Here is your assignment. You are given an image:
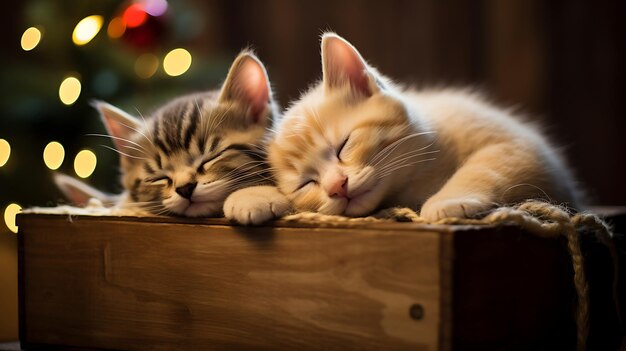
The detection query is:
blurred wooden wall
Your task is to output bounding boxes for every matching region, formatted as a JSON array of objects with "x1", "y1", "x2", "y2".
[{"x1": 196, "y1": 0, "x2": 624, "y2": 205}]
